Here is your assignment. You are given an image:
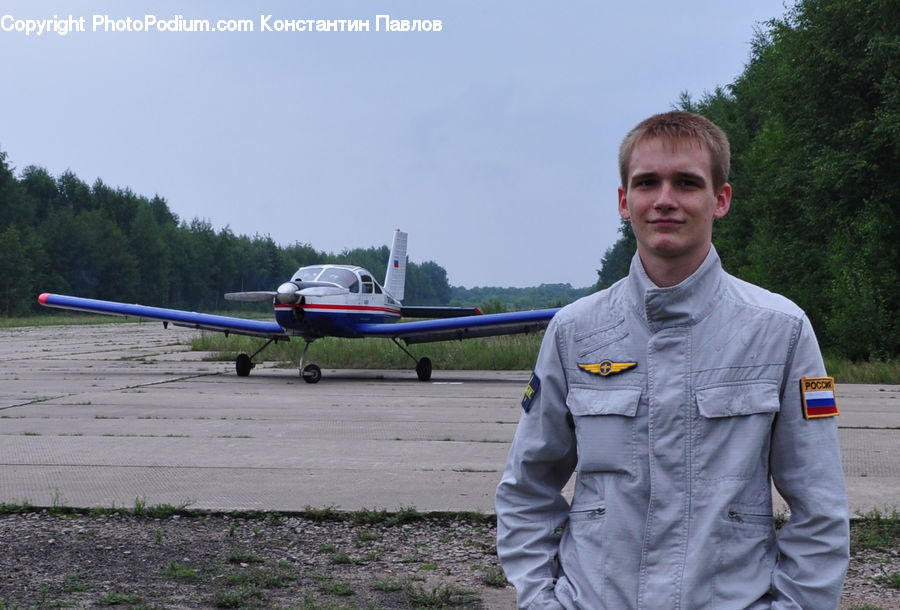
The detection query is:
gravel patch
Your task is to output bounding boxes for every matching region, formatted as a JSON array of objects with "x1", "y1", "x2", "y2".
[{"x1": 0, "y1": 511, "x2": 896, "y2": 609}]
